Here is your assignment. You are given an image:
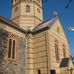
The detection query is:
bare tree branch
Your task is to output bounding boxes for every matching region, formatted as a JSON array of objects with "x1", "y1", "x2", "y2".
[{"x1": 66, "y1": 0, "x2": 72, "y2": 8}]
